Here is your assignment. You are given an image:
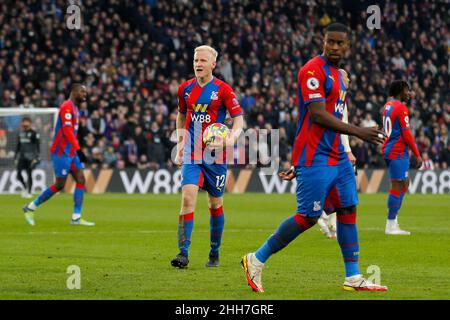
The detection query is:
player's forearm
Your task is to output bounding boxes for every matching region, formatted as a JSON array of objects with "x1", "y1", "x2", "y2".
[
  {"x1": 62, "y1": 126, "x2": 81, "y2": 150},
  {"x1": 176, "y1": 112, "x2": 187, "y2": 146},
  {"x1": 15, "y1": 141, "x2": 20, "y2": 156},
  {"x1": 35, "y1": 137, "x2": 40, "y2": 154},
  {"x1": 230, "y1": 115, "x2": 244, "y2": 143},
  {"x1": 309, "y1": 105, "x2": 360, "y2": 137},
  {"x1": 402, "y1": 129, "x2": 420, "y2": 158}
]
